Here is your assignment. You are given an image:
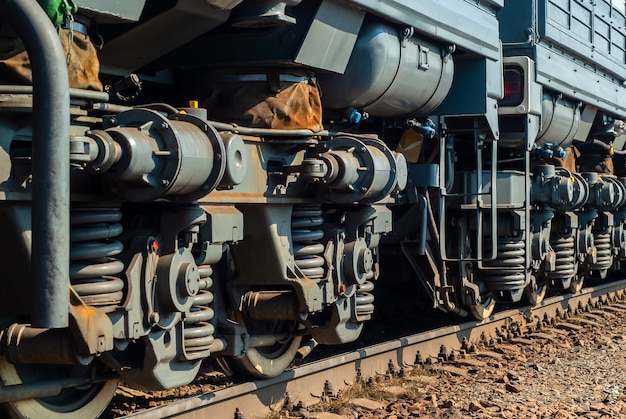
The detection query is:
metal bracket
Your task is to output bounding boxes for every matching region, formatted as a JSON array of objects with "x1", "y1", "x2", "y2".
[
  {"x1": 418, "y1": 45, "x2": 430, "y2": 71},
  {"x1": 400, "y1": 26, "x2": 414, "y2": 48},
  {"x1": 443, "y1": 44, "x2": 456, "y2": 63}
]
